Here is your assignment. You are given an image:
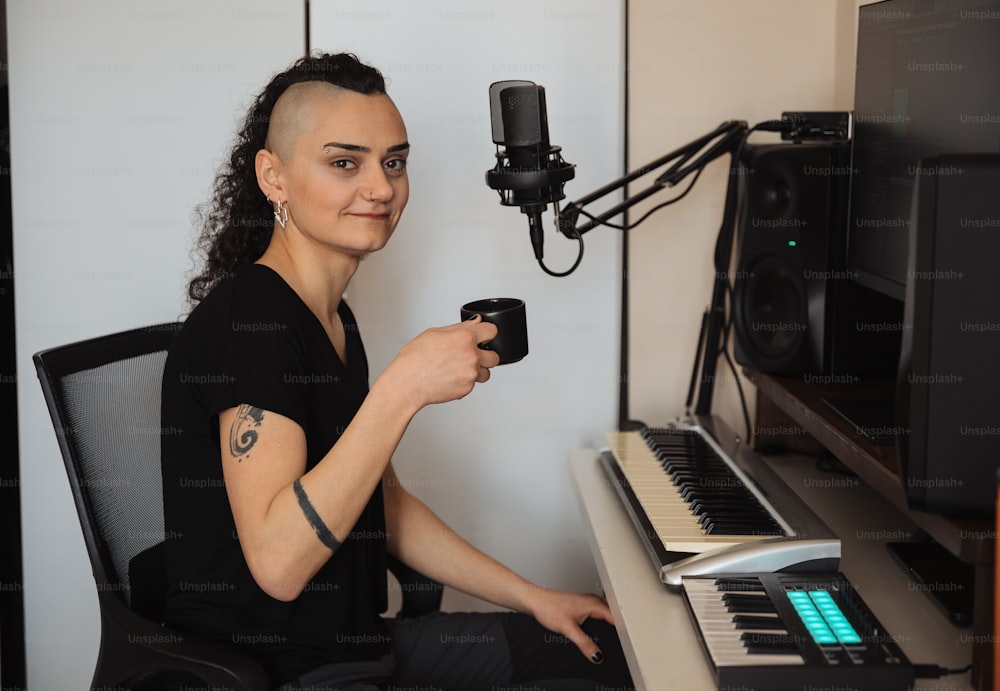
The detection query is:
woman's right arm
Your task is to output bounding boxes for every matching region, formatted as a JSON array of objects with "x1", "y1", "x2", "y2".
[{"x1": 219, "y1": 317, "x2": 498, "y2": 602}]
